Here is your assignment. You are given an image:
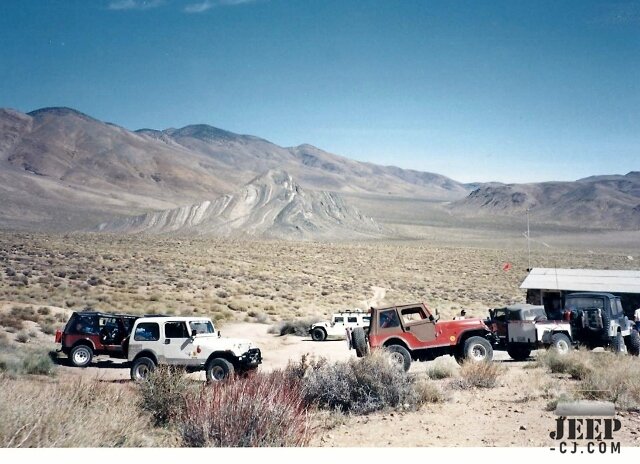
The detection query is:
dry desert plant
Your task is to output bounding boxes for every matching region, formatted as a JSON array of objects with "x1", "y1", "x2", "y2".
[
  {"x1": 179, "y1": 371, "x2": 309, "y2": 447},
  {"x1": 0, "y1": 376, "x2": 175, "y2": 447},
  {"x1": 453, "y1": 360, "x2": 503, "y2": 389}
]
